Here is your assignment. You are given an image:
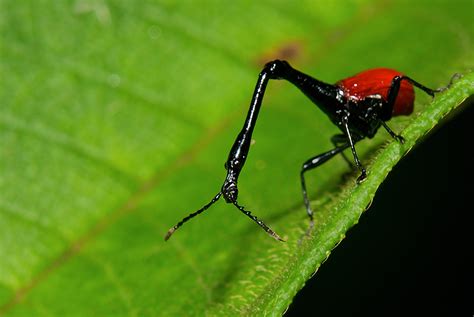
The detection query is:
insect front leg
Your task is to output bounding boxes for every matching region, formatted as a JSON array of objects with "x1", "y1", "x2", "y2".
[
  {"x1": 300, "y1": 144, "x2": 351, "y2": 228},
  {"x1": 341, "y1": 115, "x2": 366, "y2": 183},
  {"x1": 331, "y1": 134, "x2": 355, "y2": 169}
]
